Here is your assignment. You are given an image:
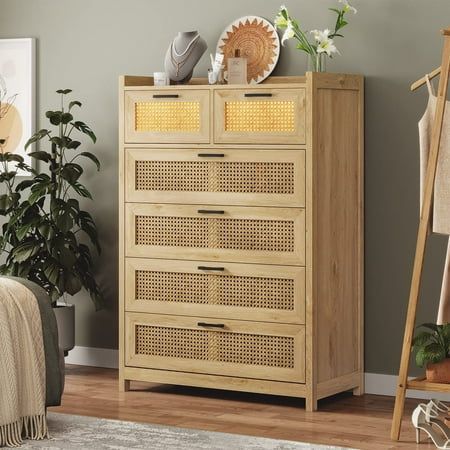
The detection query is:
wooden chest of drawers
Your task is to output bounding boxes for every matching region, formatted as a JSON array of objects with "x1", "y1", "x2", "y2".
[{"x1": 118, "y1": 74, "x2": 364, "y2": 410}]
